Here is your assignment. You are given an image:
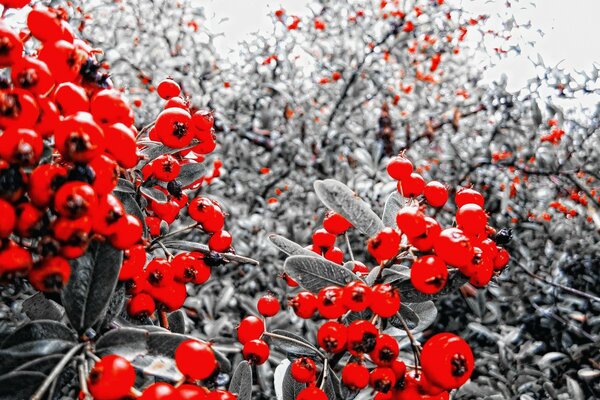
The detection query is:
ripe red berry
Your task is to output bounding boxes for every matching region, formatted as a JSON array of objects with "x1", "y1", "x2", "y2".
[
  {"x1": 493, "y1": 248, "x2": 509, "y2": 270},
  {"x1": 351, "y1": 260, "x2": 370, "y2": 276},
  {"x1": 434, "y1": 228, "x2": 474, "y2": 268},
  {"x1": 177, "y1": 384, "x2": 208, "y2": 399},
  {"x1": 410, "y1": 216, "x2": 441, "y2": 252},
  {"x1": 397, "y1": 173, "x2": 425, "y2": 197},
  {"x1": 11, "y1": 57, "x2": 54, "y2": 95},
  {"x1": 110, "y1": 214, "x2": 143, "y2": 250},
  {"x1": 54, "y1": 112, "x2": 105, "y2": 162},
  {"x1": 139, "y1": 382, "x2": 177, "y2": 400},
  {"x1": 396, "y1": 207, "x2": 427, "y2": 238},
  {"x1": 152, "y1": 154, "x2": 181, "y2": 182},
  {"x1": 257, "y1": 294, "x2": 280, "y2": 317},
  {"x1": 317, "y1": 286, "x2": 347, "y2": 319},
  {"x1": 290, "y1": 357, "x2": 317, "y2": 383},
  {"x1": 0, "y1": 199, "x2": 16, "y2": 238},
  {"x1": 157, "y1": 78, "x2": 181, "y2": 100},
  {"x1": 28, "y1": 164, "x2": 67, "y2": 208},
  {"x1": 0, "y1": 241, "x2": 33, "y2": 277},
  {"x1": 421, "y1": 333, "x2": 474, "y2": 390},
  {"x1": 410, "y1": 255, "x2": 448, "y2": 294},
  {"x1": 387, "y1": 155, "x2": 413, "y2": 180},
  {"x1": 455, "y1": 187, "x2": 484, "y2": 208},
  {"x1": 456, "y1": 204, "x2": 487, "y2": 235},
  {"x1": 367, "y1": 227, "x2": 401, "y2": 263},
  {"x1": 208, "y1": 230, "x2": 232, "y2": 252},
  {"x1": 53, "y1": 82, "x2": 89, "y2": 116},
  {"x1": 0, "y1": 24, "x2": 23, "y2": 67},
  {"x1": 424, "y1": 181, "x2": 449, "y2": 208},
  {"x1": 242, "y1": 339, "x2": 270, "y2": 365},
  {"x1": 175, "y1": 339, "x2": 217, "y2": 380},
  {"x1": 289, "y1": 291, "x2": 318, "y2": 319},
  {"x1": 323, "y1": 211, "x2": 352, "y2": 235},
  {"x1": 88, "y1": 355, "x2": 135, "y2": 400},
  {"x1": 28, "y1": 256, "x2": 71, "y2": 293},
  {"x1": 370, "y1": 334, "x2": 399, "y2": 367},
  {"x1": 206, "y1": 390, "x2": 237, "y2": 400},
  {"x1": 317, "y1": 321, "x2": 347, "y2": 353},
  {"x1": 90, "y1": 89, "x2": 134, "y2": 126},
  {"x1": 127, "y1": 293, "x2": 156, "y2": 318},
  {"x1": 347, "y1": 320, "x2": 378, "y2": 356},
  {"x1": 54, "y1": 181, "x2": 98, "y2": 219},
  {"x1": 342, "y1": 281, "x2": 372, "y2": 312},
  {"x1": 297, "y1": 387, "x2": 328, "y2": 400},
  {"x1": 89, "y1": 154, "x2": 119, "y2": 196},
  {"x1": 155, "y1": 107, "x2": 194, "y2": 149},
  {"x1": 342, "y1": 362, "x2": 370, "y2": 390},
  {"x1": 172, "y1": 252, "x2": 211, "y2": 284},
  {"x1": 323, "y1": 246, "x2": 344, "y2": 264},
  {"x1": 93, "y1": 194, "x2": 125, "y2": 236},
  {"x1": 237, "y1": 316, "x2": 265, "y2": 344},
  {"x1": 312, "y1": 228, "x2": 336, "y2": 249},
  {"x1": 370, "y1": 284, "x2": 401, "y2": 318},
  {"x1": 461, "y1": 247, "x2": 494, "y2": 287},
  {"x1": 369, "y1": 367, "x2": 396, "y2": 393}
]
